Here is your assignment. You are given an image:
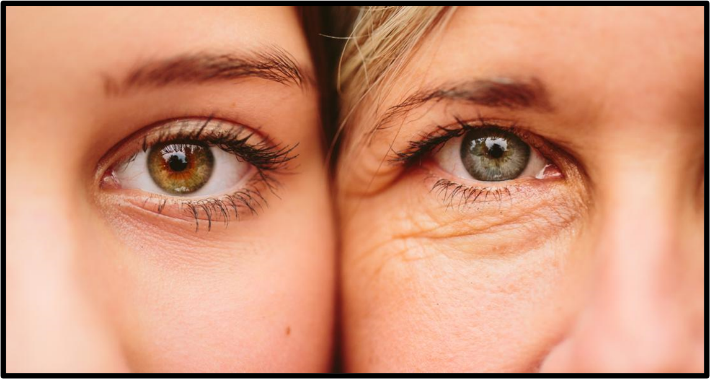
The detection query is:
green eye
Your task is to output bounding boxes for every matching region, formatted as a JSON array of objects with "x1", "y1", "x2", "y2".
[
  {"x1": 459, "y1": 127, "x2": 531, "y2": 181},
  {"x1": 147, "y1": 141, "x2": 214, "y2": 195}
]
